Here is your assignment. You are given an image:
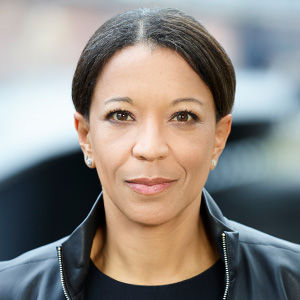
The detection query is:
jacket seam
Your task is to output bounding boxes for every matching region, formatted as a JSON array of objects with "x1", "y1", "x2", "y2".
[
  {"x1": 0, "y1": 256, "x2": 57, "y2": 273},
  {"x1": 239, "y1": 241, "x2": 300, "y2": 254}
]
